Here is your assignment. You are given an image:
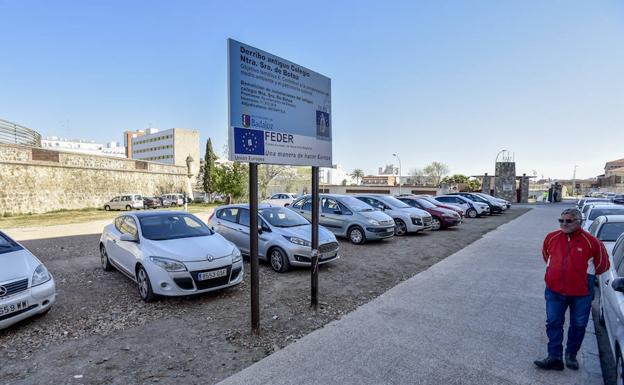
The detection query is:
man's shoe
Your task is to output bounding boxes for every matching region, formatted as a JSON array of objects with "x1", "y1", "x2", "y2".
[
  {"x1": 565, "y1": 354, "x2": 579, "y2": 370},
  {"x1": 534, "y1": 357, "x2": 564, "y2": 371}
]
